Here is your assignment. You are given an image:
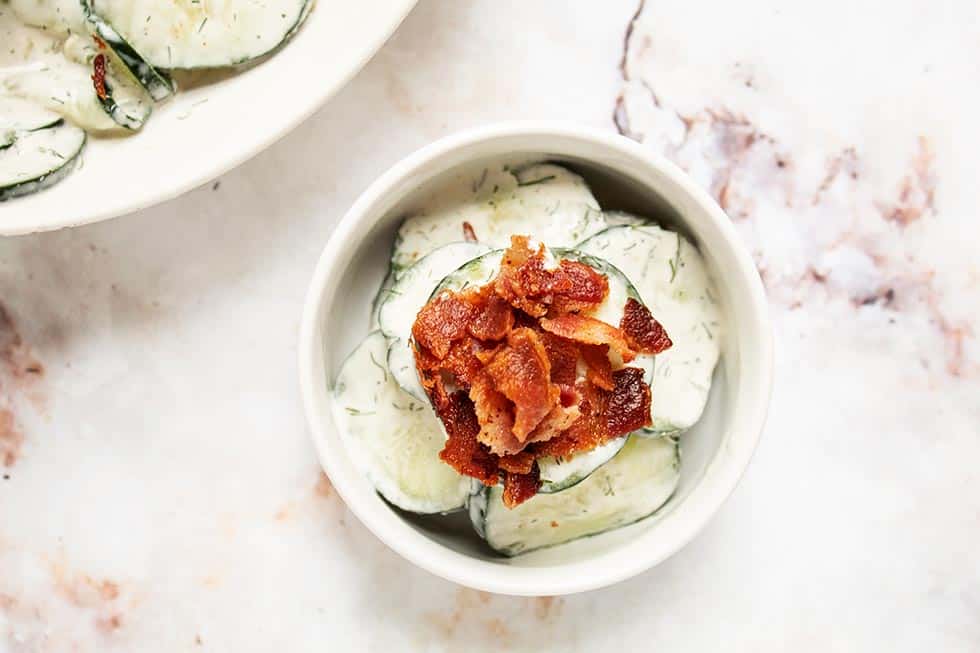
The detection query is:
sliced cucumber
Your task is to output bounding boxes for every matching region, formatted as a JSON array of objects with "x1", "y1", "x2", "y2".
[
  {"x1": 0, "y1": 120, "x2": 85, "y2": 201},
  {"x1": 369, "y1": 268, "x2": 396, "y2": 330},
  {"x1": 4, "y1": 63, "x2": 117, "y2": 132},
  {"x1": 470, "y1": 436, "x2": 679, "y2": 556},
  {"x1": 64, "y1": 34, "x2": 153, "y2": 131},
  {"x1": 578, "y1": 225, "x2": 723, "y2": 435},
  {"x1": 84, "y1": 0, "x2": 311, "y2": 69},
  {"x1": 81, "y1": 3, "x2": 176, "y2": 101},
  {"x1": 391, "y1": 163, "x2": 604, "y2": 271},
  {"x1": 0, "y1": 97, "x2": 63, "y2": 133},
  {"x1": 331, "y1": 332, "x2": 471, "y2": 514},
  {"x1": 5, "y1": 44, "x2": 152, "y2": 132},
  {"x1": 537, "y1": 436, "x2": 628, "y2": 494},
  {"x1": 378, "y1": 242, "x2": 491, "y2": 400}
]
